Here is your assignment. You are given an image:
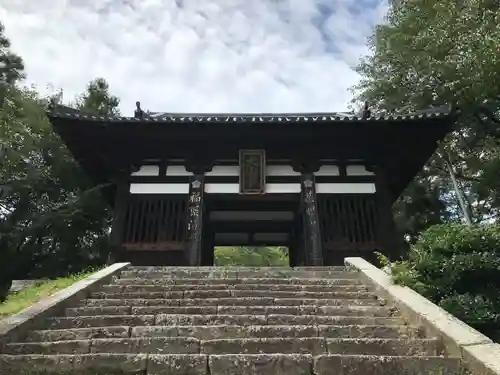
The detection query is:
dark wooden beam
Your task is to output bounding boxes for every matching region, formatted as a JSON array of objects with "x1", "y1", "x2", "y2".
[
  {"x1": 209, "y1": 221, "x2": 292, "y2": 233},
  {"x1": 300, "y1": 173, "x2": 324, "y2": 266},
  {"x1": 108, "y1": 169, "x2": 130, "y2": 264},
  {"x1": 128, "y1": 175, "x2": 375, "y2": 184},
  {"x1": 53, "y1": 115, "x2": 452, "y2": 204},
  {"x1": 185, "y1": 174, "x2": 205, "y2": 266},
  {"x1": 214, "y1": 240, "x2": 291, "y2": 246},
  {"x1": 205, "y1": 199, "x2": 298, "y2": 211},
  {"x1": 201, "y1": 222, "x2": 215, "y2": 266},
  {"x1": 373, "y1": 166, "x2": 402, "y2": 260}
]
